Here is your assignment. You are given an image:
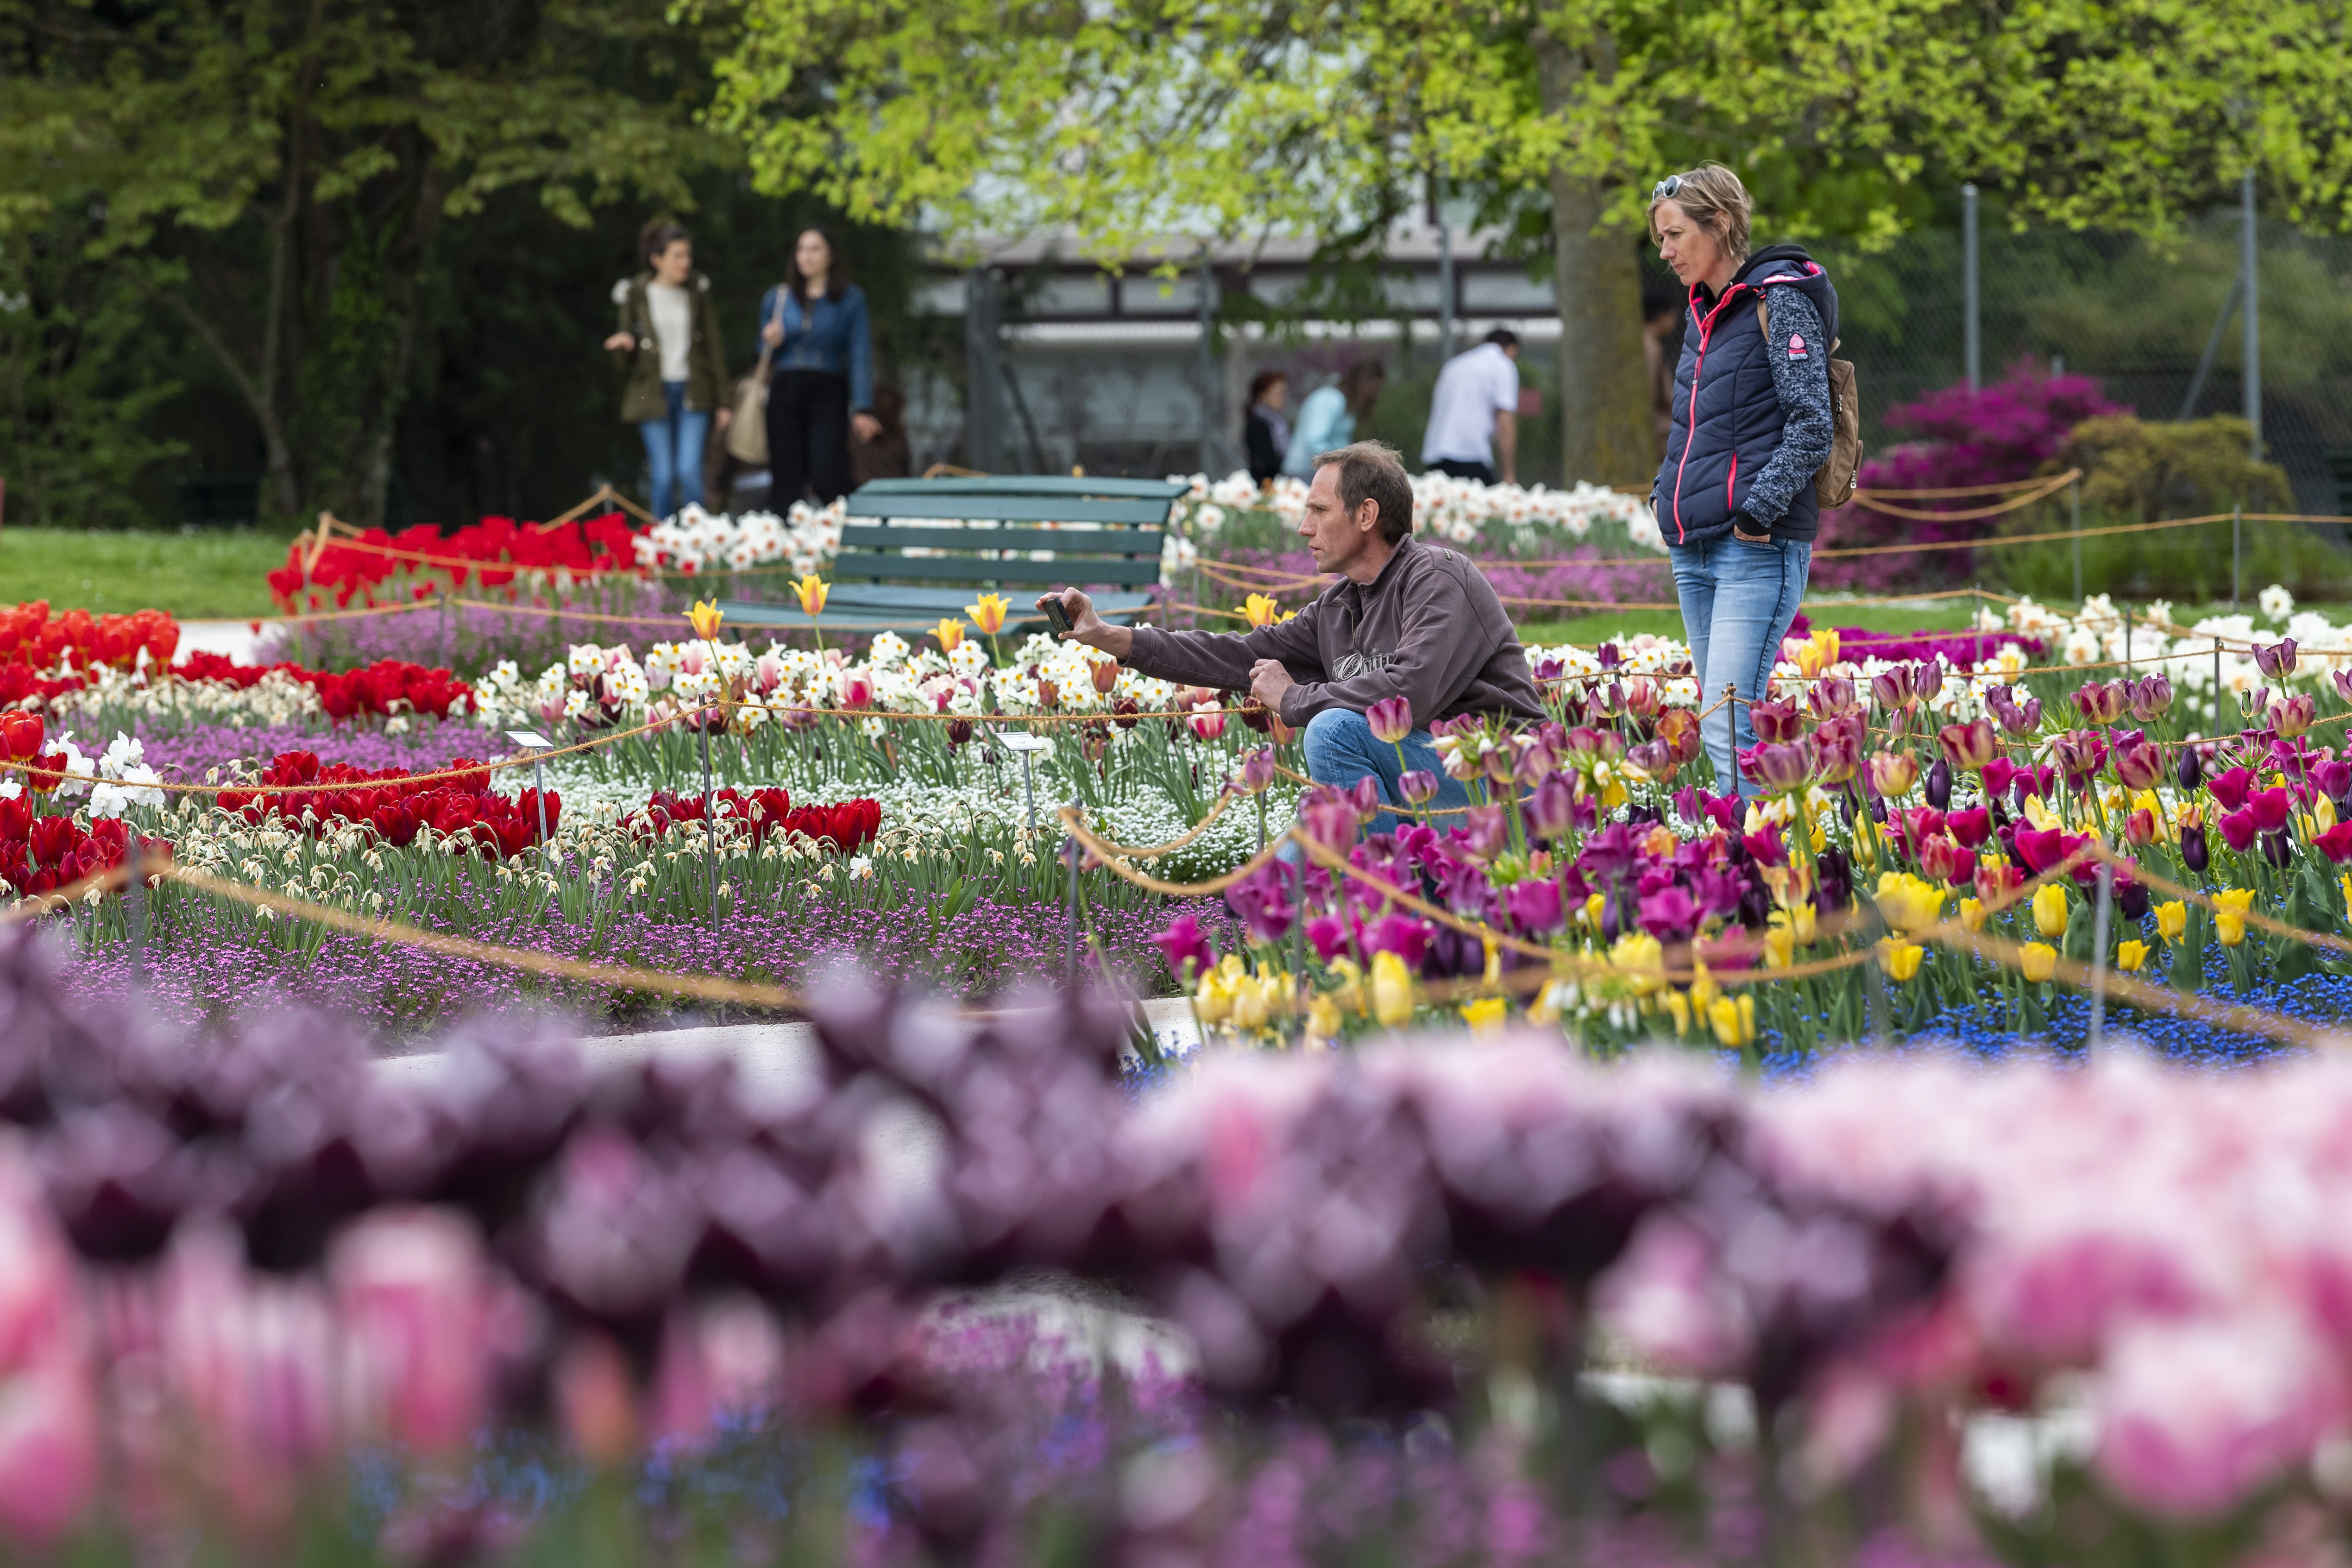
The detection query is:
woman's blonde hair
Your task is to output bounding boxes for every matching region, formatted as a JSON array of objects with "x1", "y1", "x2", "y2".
[{"x1": 1646, "y1": 164, "x2": 1752, "y2": 264}]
